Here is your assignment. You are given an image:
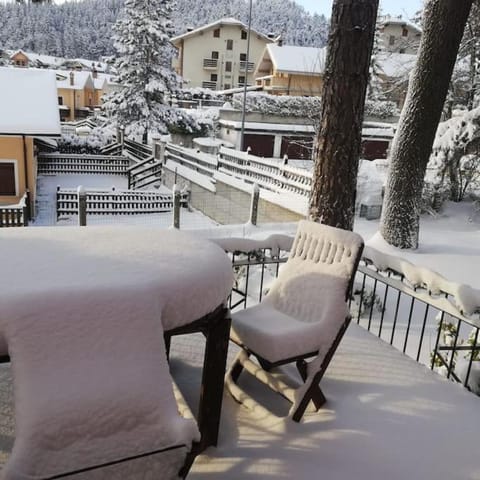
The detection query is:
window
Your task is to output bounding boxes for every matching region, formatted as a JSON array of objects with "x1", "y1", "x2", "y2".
[
  {"x1": 239, "y1": 53, "x2": 247, "y2": 61},
  {"x1": 225, "y1": 61, "x2": 232, "y2": 72},
  {"x1": 213, "y1": 28, "x2": 220, "y2": 38},
  {"x1": 241, "y1": 30, "x2": 248, "y2": 40},
  {"x1": 226, "y1": 39, "x2": 233, "y2": 50},
  {"x1": 402, "y1": 27, "x2": 408, "y2": 37},
  {"x1": 58, "y1": 96, "x2": 63, "y2": 105},
  {"x1": 0, "y1": 162, "x2": 16, "y2": 196},
  {"x1": 211, "y1": 51, "x2": 219, "y2": 59},
  {"x1": 389, "y1": 35, "x2": 395, "y2": 46},
  {"x1": 238, "y1": 75, "x2": 245, "y2": 84},
  {"x1": 224, "y1": 84, "x2": 231, "y2": 90},
  {"x1": 210, "y1": 73, "x2": 218, "y2": 81}
]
